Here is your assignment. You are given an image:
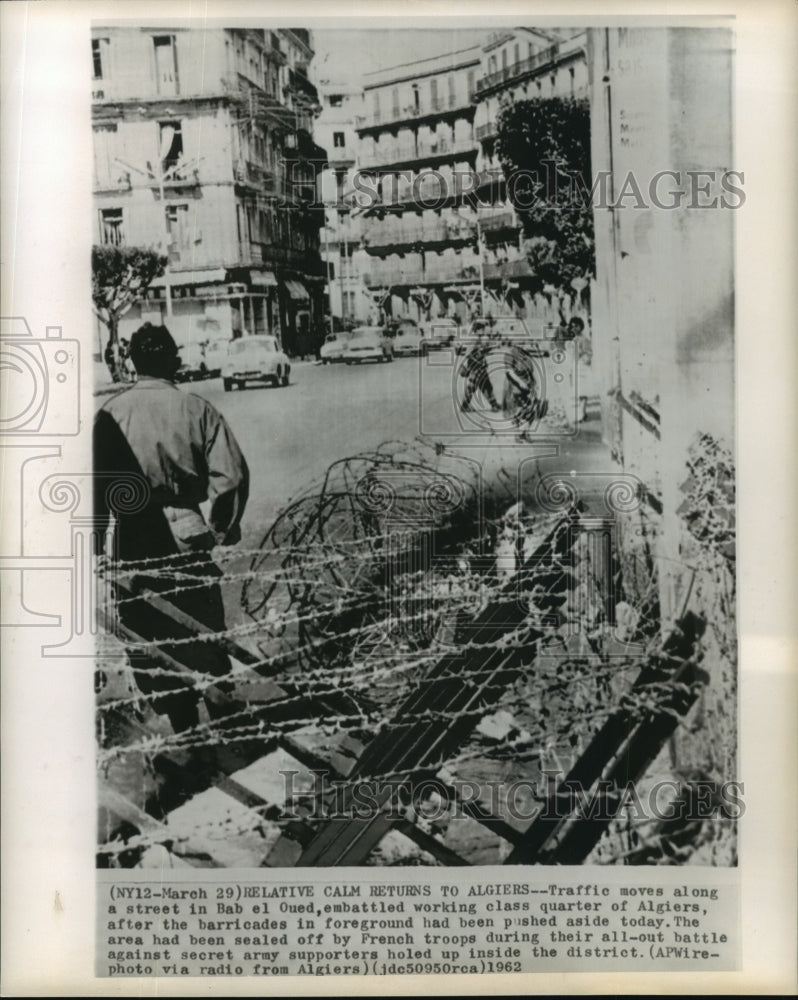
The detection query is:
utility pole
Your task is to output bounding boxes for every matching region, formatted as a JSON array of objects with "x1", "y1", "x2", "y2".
[{"x1": 116, "y1": 150, "x2": 203, "y2": 321}]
